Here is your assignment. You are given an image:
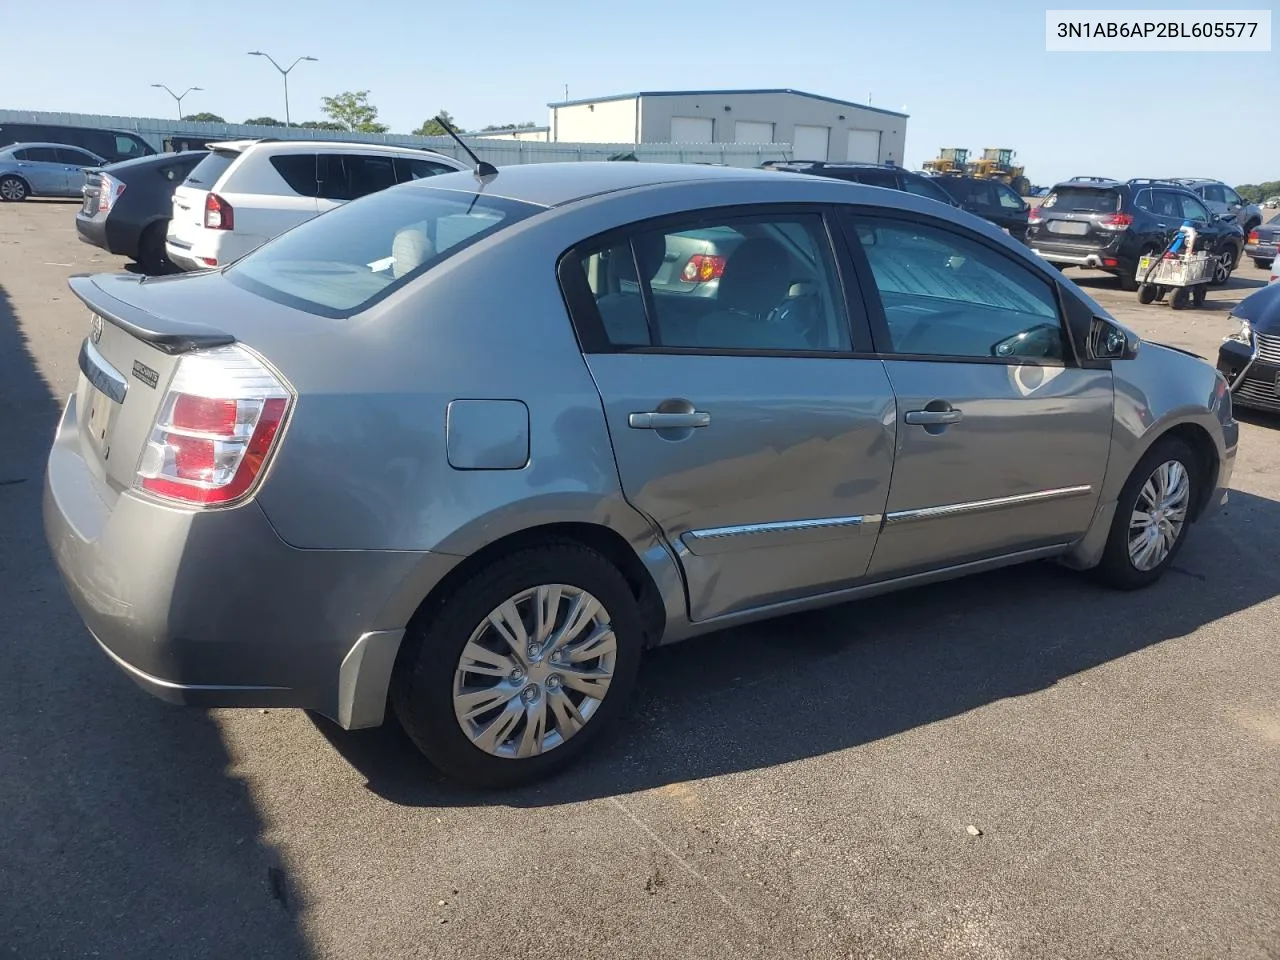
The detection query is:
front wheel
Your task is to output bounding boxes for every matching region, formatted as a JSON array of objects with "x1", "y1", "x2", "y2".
[
  {"x1": 1094, "y1": 436, "x2": 1200, "y2": 590},
  {"x1": 1137, "y1": 283, "x2": 1157, "y2": 304},
  {"x1": 391, "y1": 543, "x2": 644, "y2": 788},
  {"x1": 0, "y1": 175, "x2": 28, "y2": 202}
]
